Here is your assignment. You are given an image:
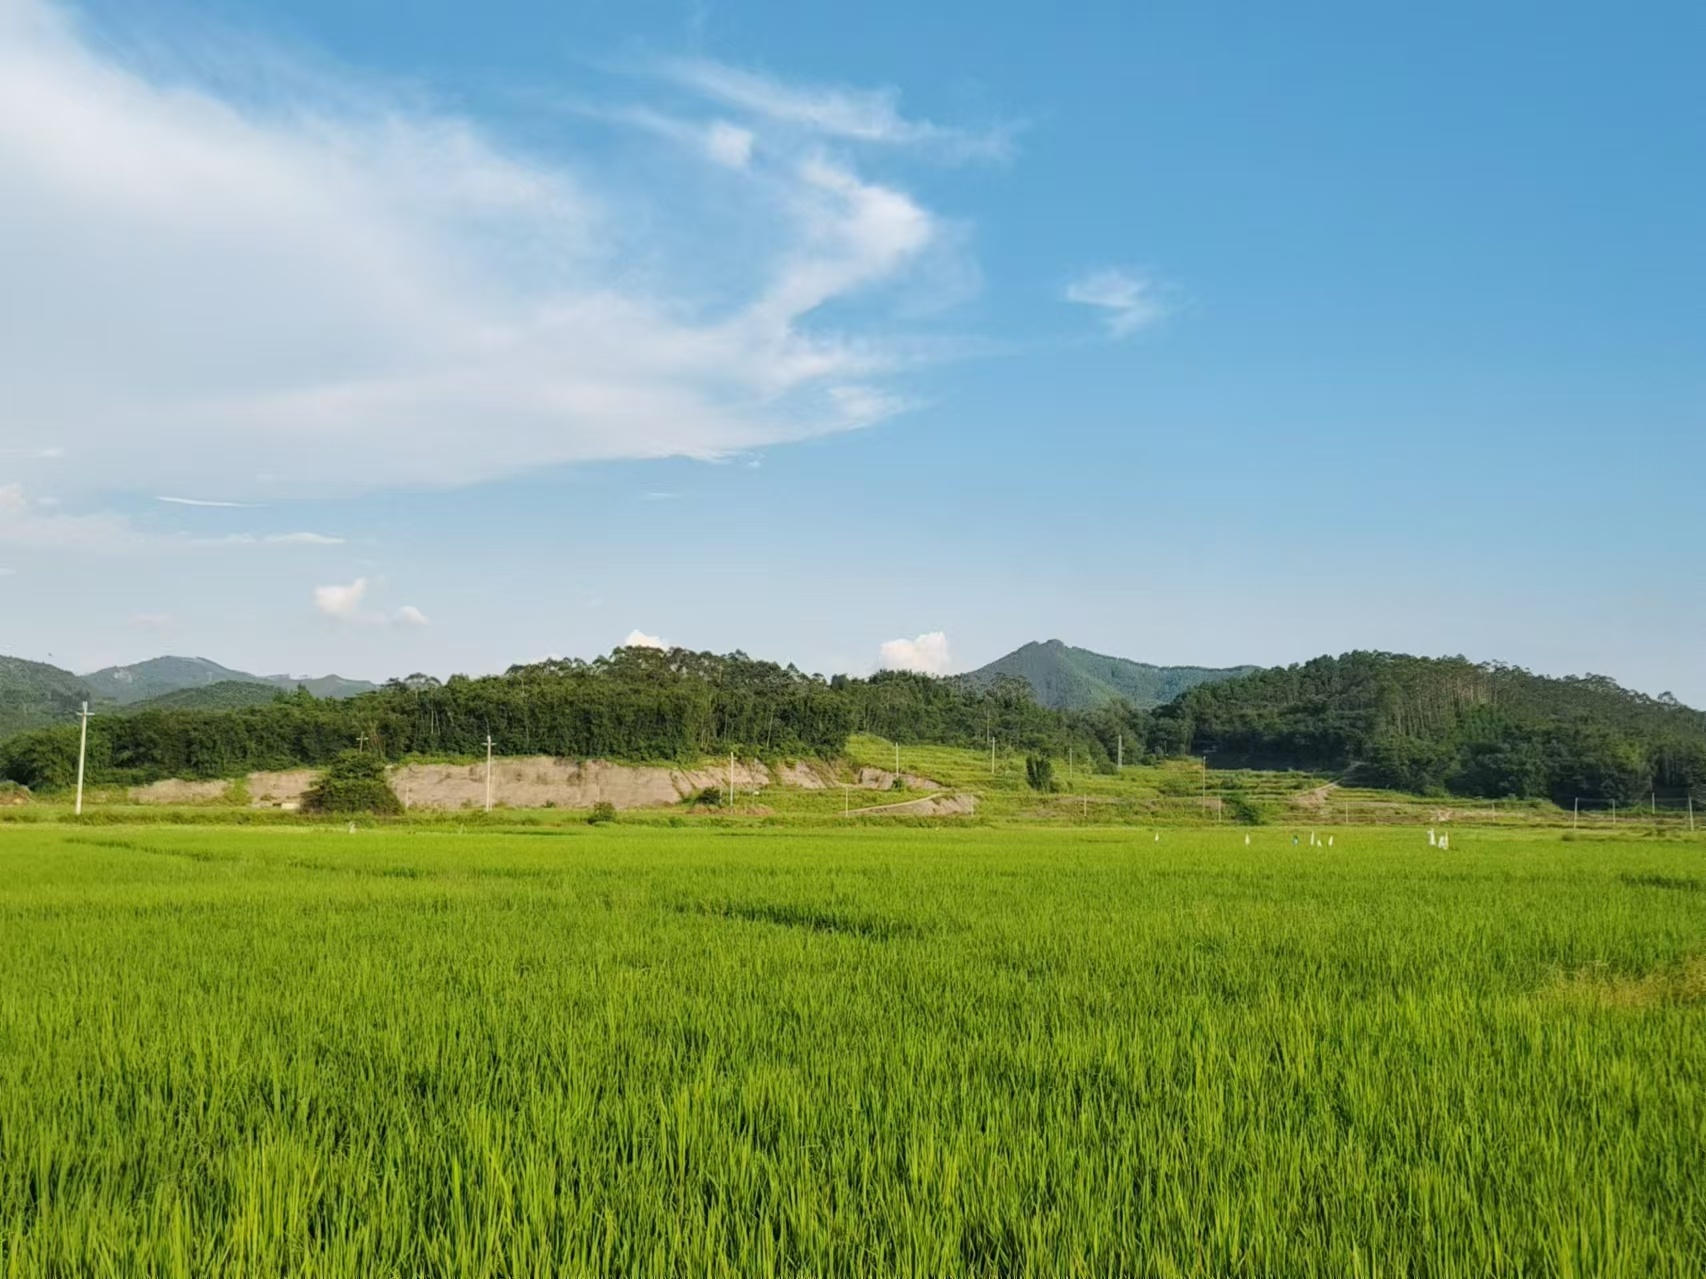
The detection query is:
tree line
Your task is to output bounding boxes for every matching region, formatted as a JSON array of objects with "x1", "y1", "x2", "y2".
[
  {"x1": 1148, "y1": 651, "x2": 1706, "y2": 804},
  {"x1": 3, "y1": 646, "x2": 1701, "y2": 804},
  {"x1": 0, "y1": 648, "x2": 1112, "y2": 791}
]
